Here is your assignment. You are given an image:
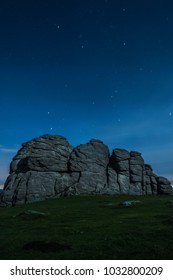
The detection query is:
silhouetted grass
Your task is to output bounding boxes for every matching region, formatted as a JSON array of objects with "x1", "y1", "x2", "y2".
[{"x1": 0, "y1": 195, "x2": 173, "y2": 259}]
